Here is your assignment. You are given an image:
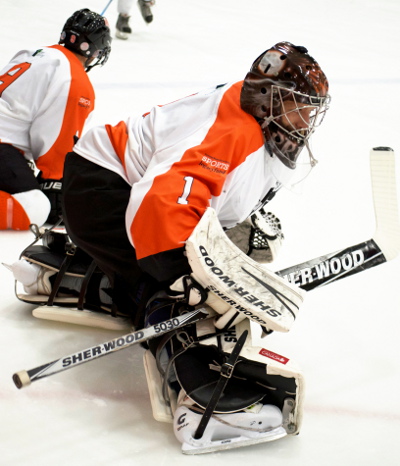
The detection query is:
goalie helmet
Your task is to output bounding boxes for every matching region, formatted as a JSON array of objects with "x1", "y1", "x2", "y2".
[
  {"x1": 240, "y1": 42, "x2": 330, "y2": 169},
  {"x1": 59, "y1": 9, "x2": 112, "y2": 71}
]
